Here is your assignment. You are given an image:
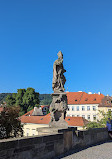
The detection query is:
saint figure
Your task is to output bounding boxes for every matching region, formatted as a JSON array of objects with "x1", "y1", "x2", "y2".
[{"x1": 52, "y1": 51, "x2": 66, "y2": 92}]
